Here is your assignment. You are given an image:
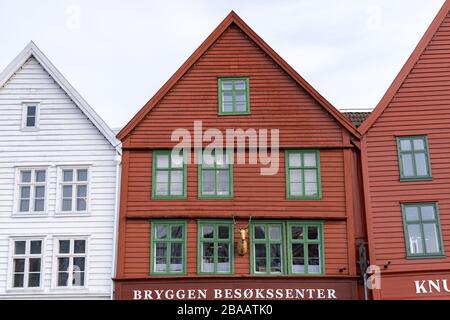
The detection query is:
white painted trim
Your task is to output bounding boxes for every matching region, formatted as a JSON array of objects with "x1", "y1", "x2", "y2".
[
  {"x1": 21, "y1": 101, "x2": 41, "y2": 131},
  {"x1": 0, "y1": 41, "x2": 121, "y2": 153},
  {"x1": 110, "y1": 155, "x2": 121, "y2": 299}
]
